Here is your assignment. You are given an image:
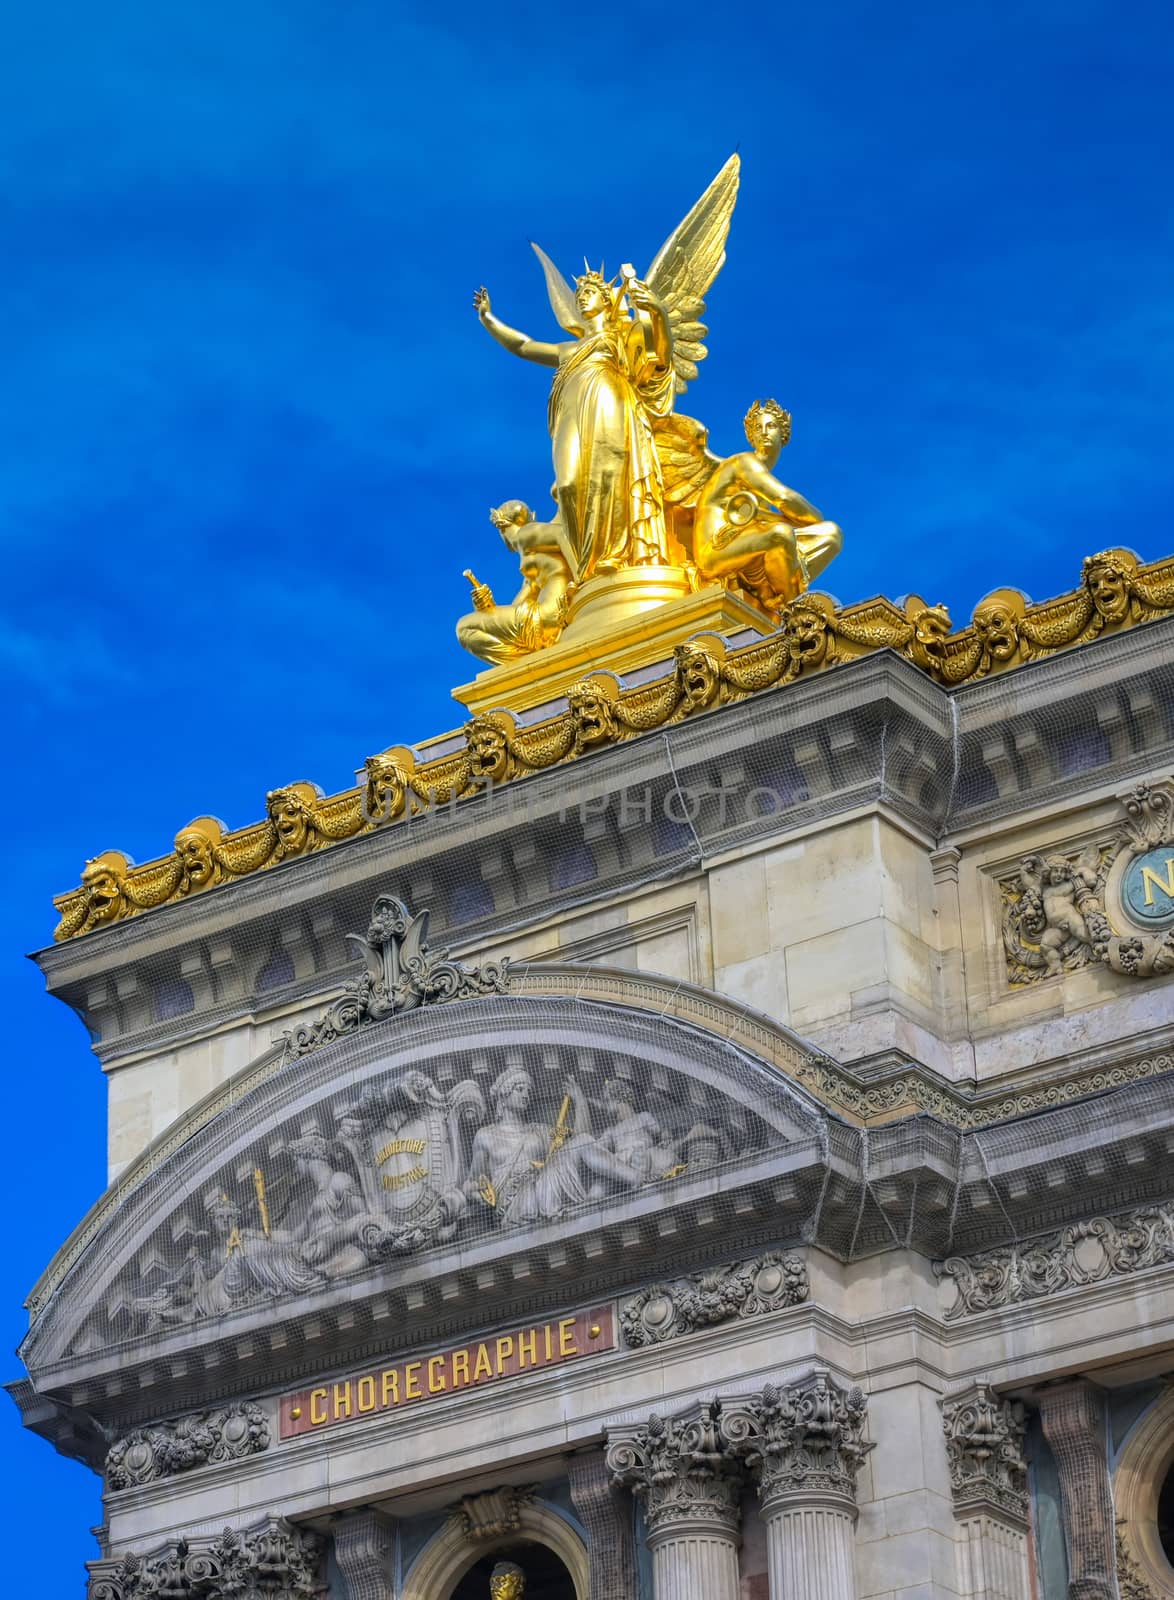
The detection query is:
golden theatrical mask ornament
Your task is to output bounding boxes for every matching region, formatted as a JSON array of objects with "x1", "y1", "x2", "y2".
[{"x1": 463, "y1": 155, "x2": 843, "y2": 660}]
